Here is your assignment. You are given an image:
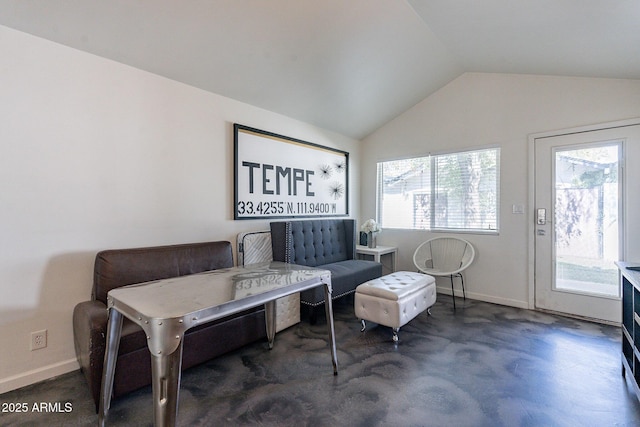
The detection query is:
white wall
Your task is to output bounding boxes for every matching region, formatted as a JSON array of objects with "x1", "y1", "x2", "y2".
[
  {"x1": 4, "y1": 22, "x2": 640, "y2": 394},
  {"x1": 0, "y1": 25, "x2": 361, "y2": 393},
  {"x1": 361, "y1": 72, "x2": 640, "y2": 307}
]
